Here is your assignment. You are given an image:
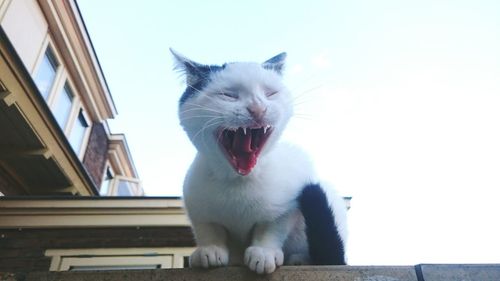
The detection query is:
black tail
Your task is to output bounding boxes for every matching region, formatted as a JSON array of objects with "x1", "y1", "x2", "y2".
[{"x1": 298, "y1": 183, "x2": 346, "y2": 265}]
